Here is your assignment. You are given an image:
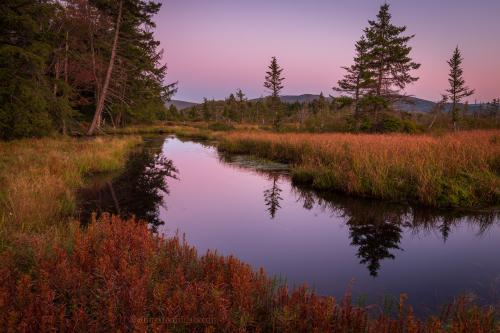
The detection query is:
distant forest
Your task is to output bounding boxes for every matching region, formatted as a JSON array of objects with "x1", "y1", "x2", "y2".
[{"x1": 1, "y1": 2, "x2": 499, "y2": 139}]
